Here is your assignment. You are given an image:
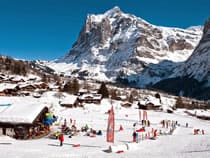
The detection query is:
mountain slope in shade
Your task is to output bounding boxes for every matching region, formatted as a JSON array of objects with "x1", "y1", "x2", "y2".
[
  {"x1": 153, "y1": 19, "x2": 210, "y2": 100},
  {"x1": 54, "y1": 6, "x2": 202, "y2": 86},
  {"x1": 172, "y1": 18, "x2": 210, "y2": 86}
]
